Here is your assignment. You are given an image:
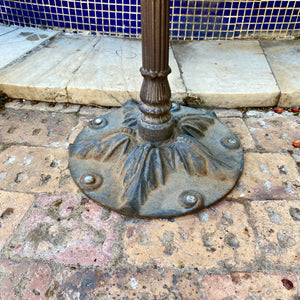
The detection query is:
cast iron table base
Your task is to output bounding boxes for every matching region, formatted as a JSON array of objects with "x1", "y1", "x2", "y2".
[{"x1": 69, "y1": 100, "x2": 243, "y2": 218}]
